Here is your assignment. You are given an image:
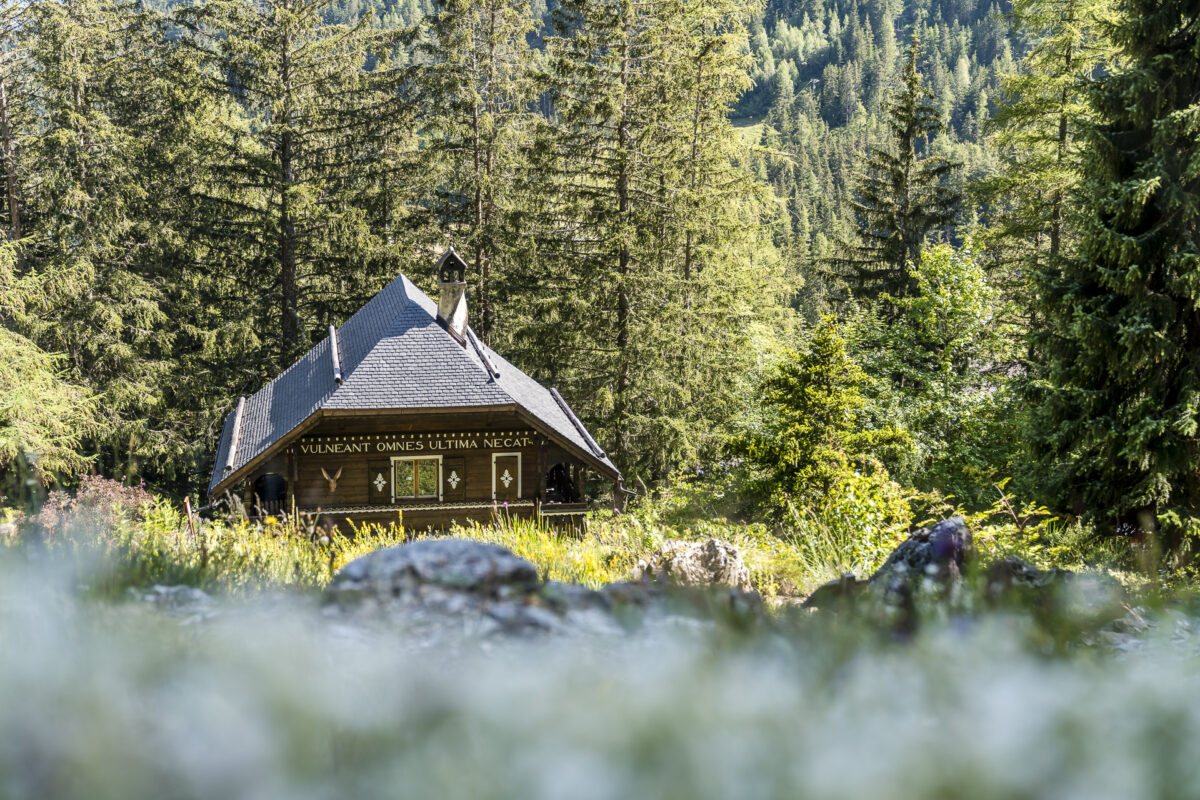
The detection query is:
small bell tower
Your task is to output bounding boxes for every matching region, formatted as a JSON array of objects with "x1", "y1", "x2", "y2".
[{"x1": 435, "y1": 249, "x2": 469, "y2": 342}]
